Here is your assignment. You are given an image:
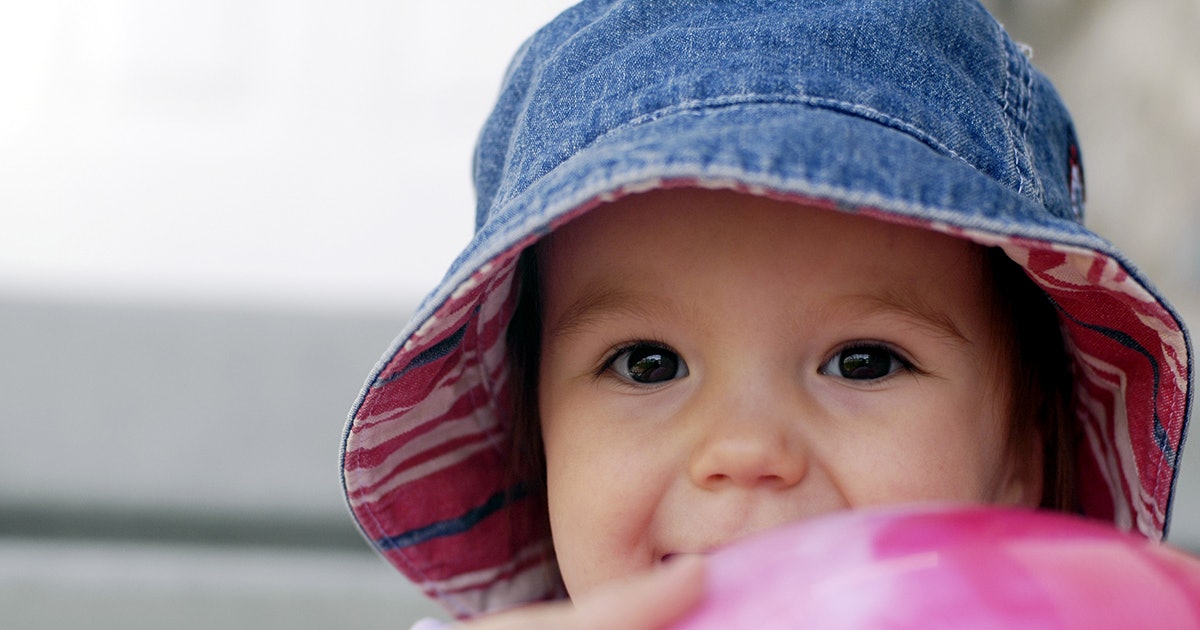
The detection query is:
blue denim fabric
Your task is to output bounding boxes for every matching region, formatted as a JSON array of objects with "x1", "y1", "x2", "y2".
[
  {"x1": 466, "y1": 0, "x2": 1078, "y2": 259},
  {"x1": 396, "y1": 0, "x2": 1138, "y2": 326}
]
